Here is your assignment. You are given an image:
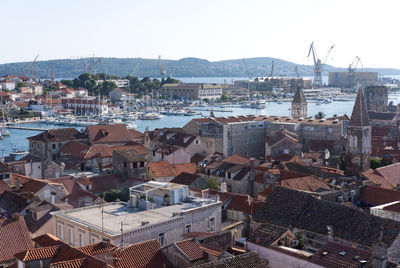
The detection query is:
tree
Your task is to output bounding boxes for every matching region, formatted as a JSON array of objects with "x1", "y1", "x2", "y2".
[
  {"x1": 99, "y1": 188, "x2": 129, "y2": 202},
  {"x1": 100, "y1": 80, "x2": 117, "y2": 95},
  {"x1": 220, "y1": 94, "x2": 228, "y2": 101},
  {"x1": 314, "y1": 111, "x2": 326, "y2": 119},
  {"x1": 60, "y1": 80, "x2": 73, "y2": 87},
  {"x1": 206, "y1": 177, "x2": 219, "y2": 190},
  {"x1": 16, "y1": 81, "x2": 25, "y2": 89}
]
